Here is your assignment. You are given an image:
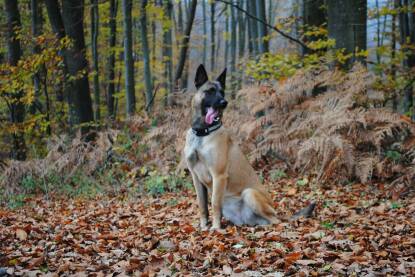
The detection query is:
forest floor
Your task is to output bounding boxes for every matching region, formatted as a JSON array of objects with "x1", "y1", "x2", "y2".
[{"x1": 1, "y1": 177, "x2": 414, "y2": 276}]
